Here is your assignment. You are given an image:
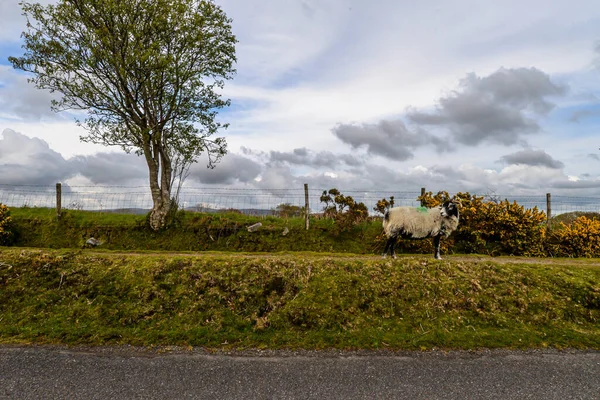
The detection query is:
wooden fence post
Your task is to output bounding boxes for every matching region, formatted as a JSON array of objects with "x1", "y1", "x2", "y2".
[
  {"x1": 546, "y1": 193, "x2": 551, "y2": 229},
  {"x1": 420, "y1": 187, "x2": 426, "y2": 207},
  {"x1": 56, "y1": 182, "x2": 62, "y2": 219},
  {"x1": 304, "y1": 183, "x2": 310, "y2": 230}
]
